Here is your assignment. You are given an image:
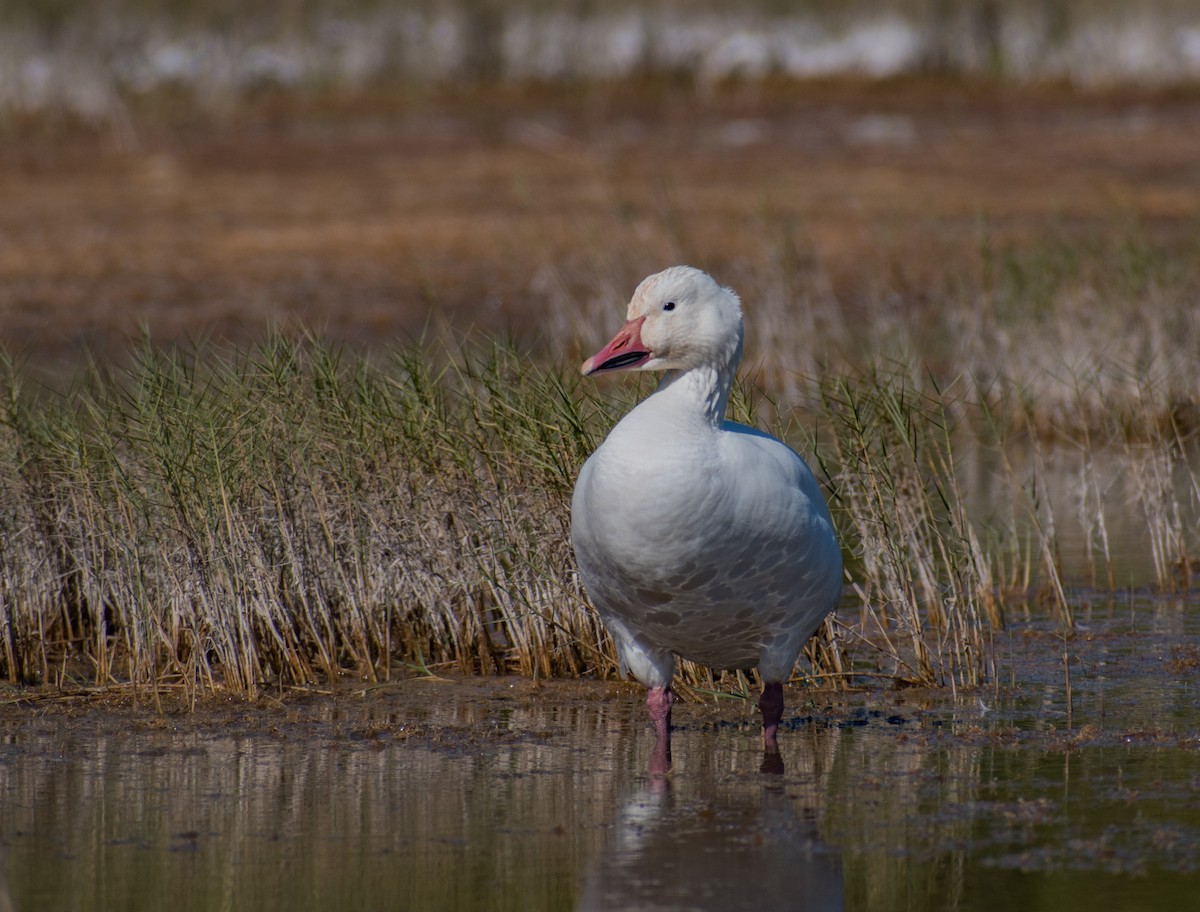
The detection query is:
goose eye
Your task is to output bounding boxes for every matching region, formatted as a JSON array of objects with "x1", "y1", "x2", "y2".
[{"x1": 663, "y1": 301, "x2": 676, "y2": 312}]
